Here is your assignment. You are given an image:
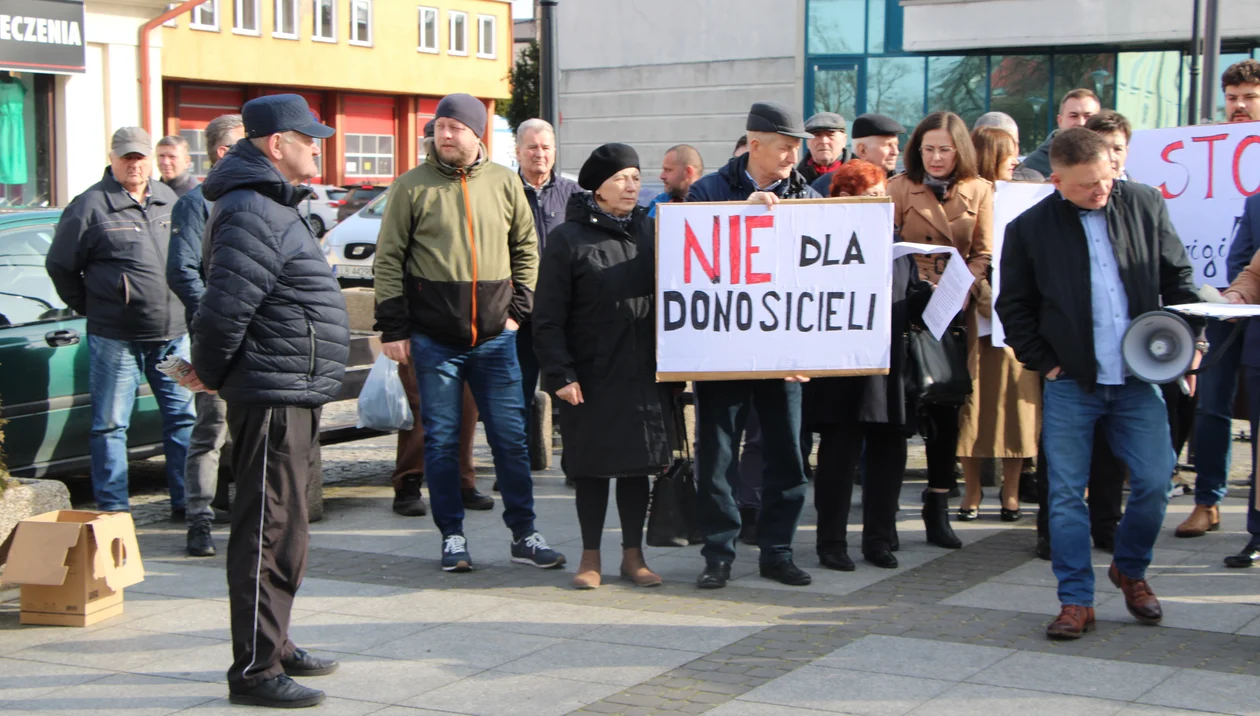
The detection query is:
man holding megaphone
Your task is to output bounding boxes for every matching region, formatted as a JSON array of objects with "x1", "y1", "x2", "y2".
[{"x1": 998, "y1": 128, "x2": 1204, "y2": 641}]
